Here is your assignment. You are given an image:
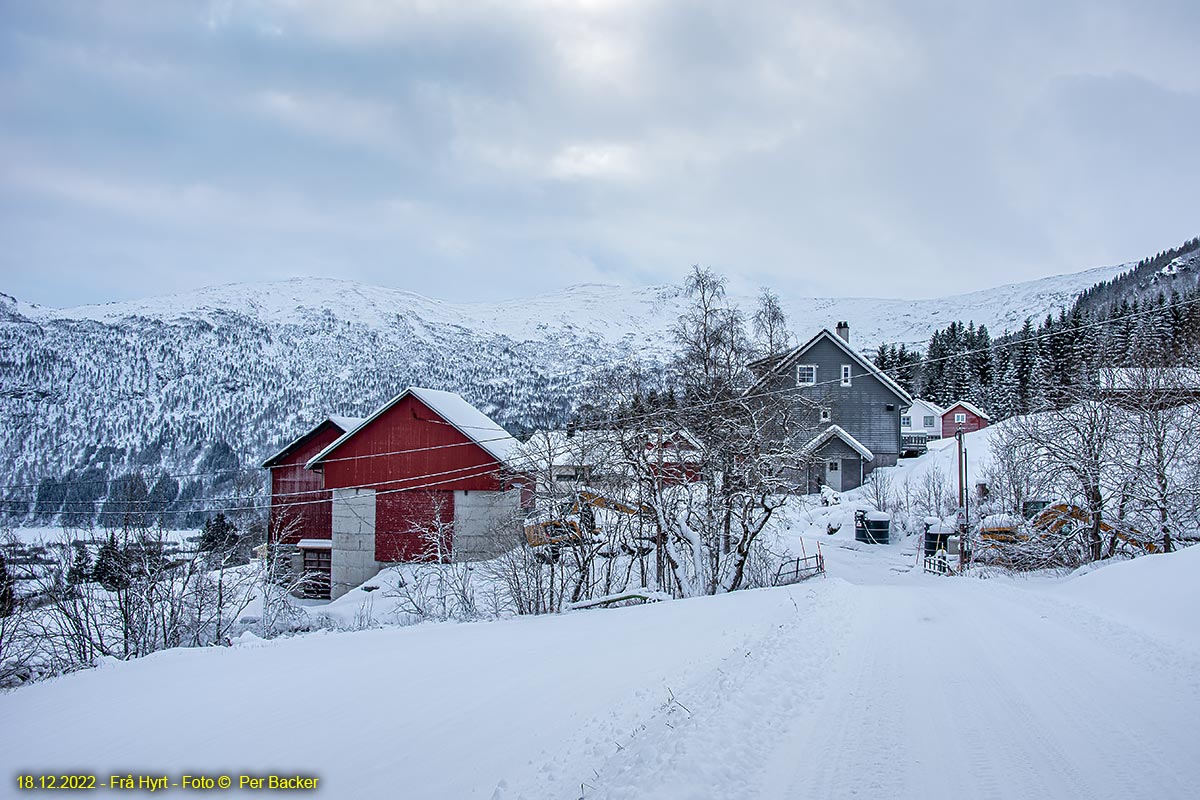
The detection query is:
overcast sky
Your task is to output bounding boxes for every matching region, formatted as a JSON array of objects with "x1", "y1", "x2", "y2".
[{"x1": 1, "y1": 0, "x2": 1197, "y2": 308}]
